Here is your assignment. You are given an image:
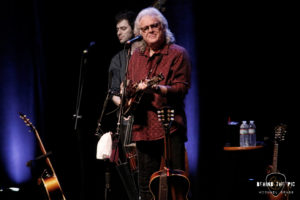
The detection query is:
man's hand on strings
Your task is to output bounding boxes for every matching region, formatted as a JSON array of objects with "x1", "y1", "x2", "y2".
[{"x1": 136, "y1": 79, "x2": 149, "y2": 91}]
